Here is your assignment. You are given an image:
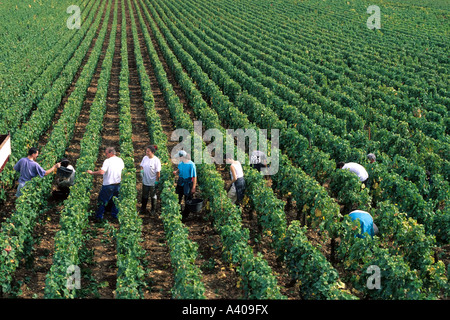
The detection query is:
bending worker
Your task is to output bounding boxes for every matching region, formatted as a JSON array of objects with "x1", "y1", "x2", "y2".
[
  {"x1": 225, "y1": 153, "x2": 246, "y2": 205},
  {"x1": 348, "y1": 209, "x2": 379, "y2": 239},
  {"x1": 337, "y1": 161, "x2": 369, "y2": 183}
]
